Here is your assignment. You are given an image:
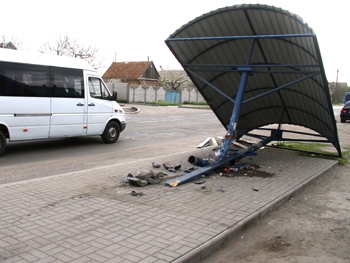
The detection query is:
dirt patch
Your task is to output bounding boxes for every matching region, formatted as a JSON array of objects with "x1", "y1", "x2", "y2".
[
  {"x1": 258, "y1": 236, "x2": 291, "y2": 252},
  {"x1": 200, "y1": 163, "x2": 350, "y2": 263}
]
